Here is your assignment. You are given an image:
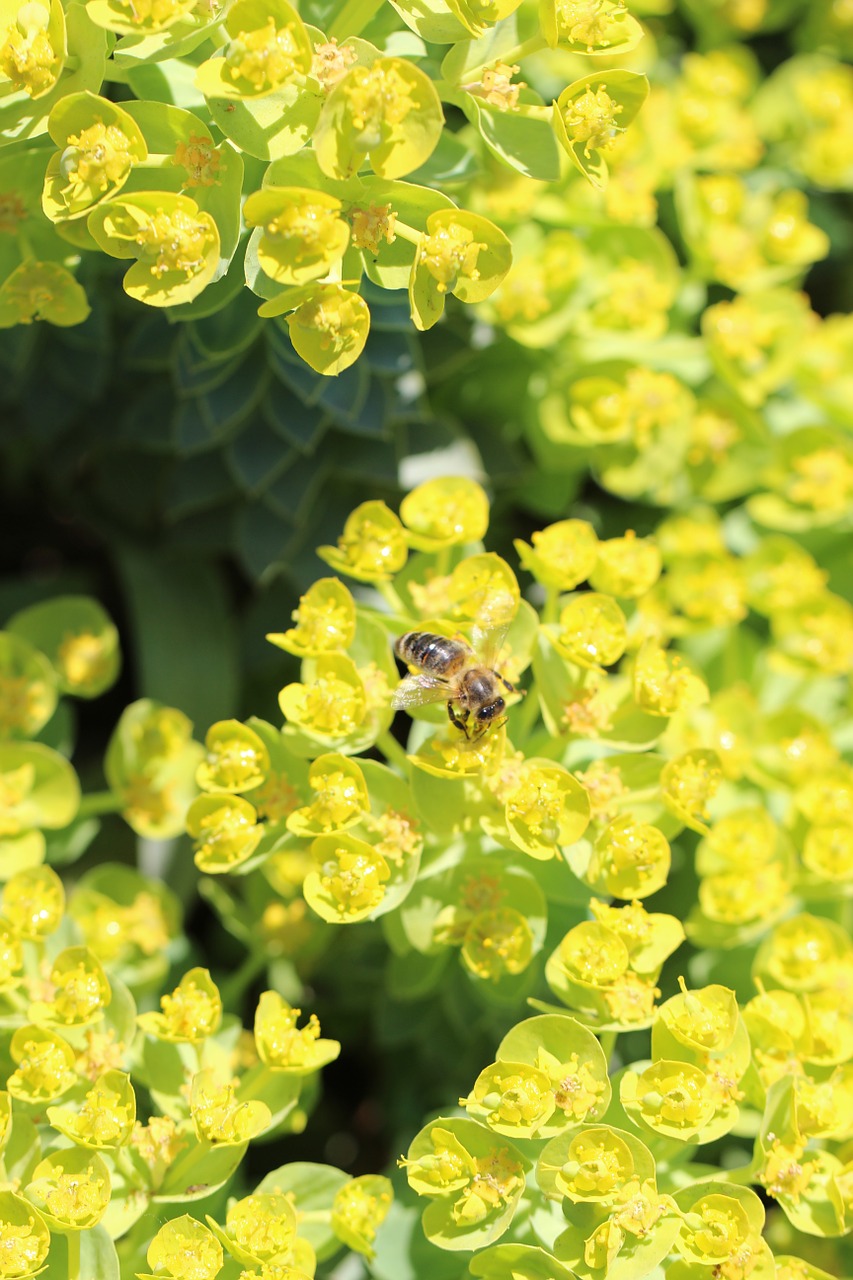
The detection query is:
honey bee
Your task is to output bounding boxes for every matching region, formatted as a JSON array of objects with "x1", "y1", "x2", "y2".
[{"x1": 391, "y1": 622, "x2": 518, "y2": 740}]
